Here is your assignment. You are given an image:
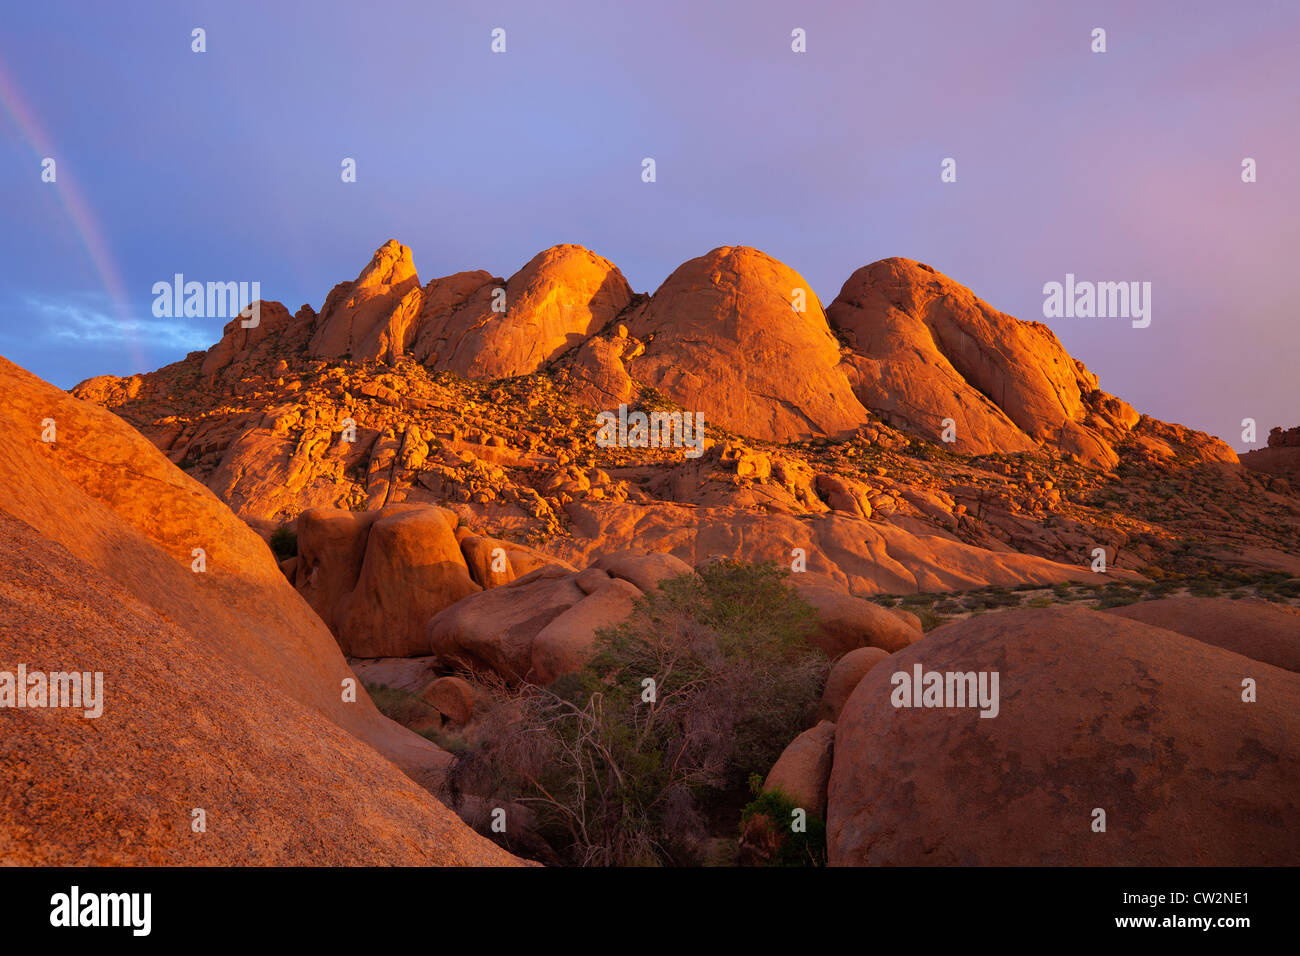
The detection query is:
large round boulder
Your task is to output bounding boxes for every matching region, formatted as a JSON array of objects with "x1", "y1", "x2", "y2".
[
  {"x1": 1109, "y1": 596, "x2": 1300, "y2": 674},
  {"x1": 791, "y1": 576, "x2": 921, "y2": 655},
  {"x1": 763, "y1": 720, "x2": 837, "y2": 819},
  {"x1": 828, "y1": 606, "x2": 1300, "y2": 865},
  {"x1": 625, "y1": 246, "x2": 868, "y2": 442},
  {"x1": 818, "y1": 646, "x2": 891, "y2": 722},
  {"x1": 335, "y1": 506, "x2": 481, "y2": 657},
  {"x1": 530, "y1": 577, "x2": 644, "y2": 684},
  {"x1": 428, "y1": 566, "x2": 587, "y2": 680}
]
